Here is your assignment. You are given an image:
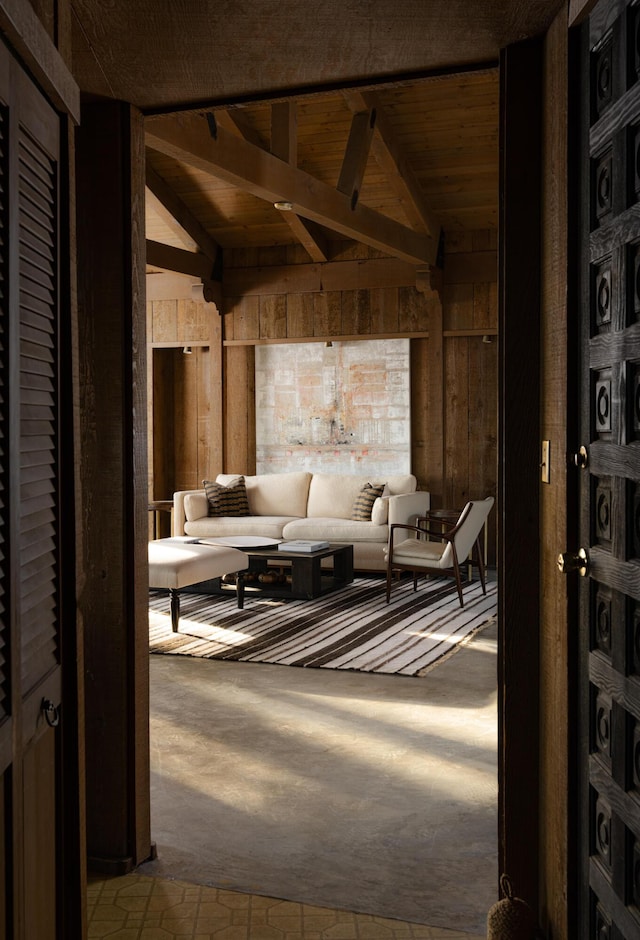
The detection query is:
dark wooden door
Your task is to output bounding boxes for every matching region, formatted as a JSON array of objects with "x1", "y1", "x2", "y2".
[
  {"x1": 575, "y1": 1, "x2": 640, "y2": 935},
  {"x1": 0, "y1": 37, "x2": 75, "y2": 939}
]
